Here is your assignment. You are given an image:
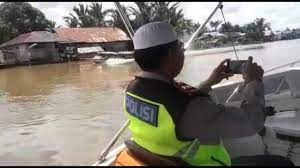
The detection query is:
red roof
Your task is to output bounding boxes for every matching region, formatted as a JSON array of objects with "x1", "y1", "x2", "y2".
[
  {"x1": 0, "y1": 31, "x2": 74, "y2": 48},
  {"x1": 54, "y1": 27, "x2": 130, "y2": 43}
]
